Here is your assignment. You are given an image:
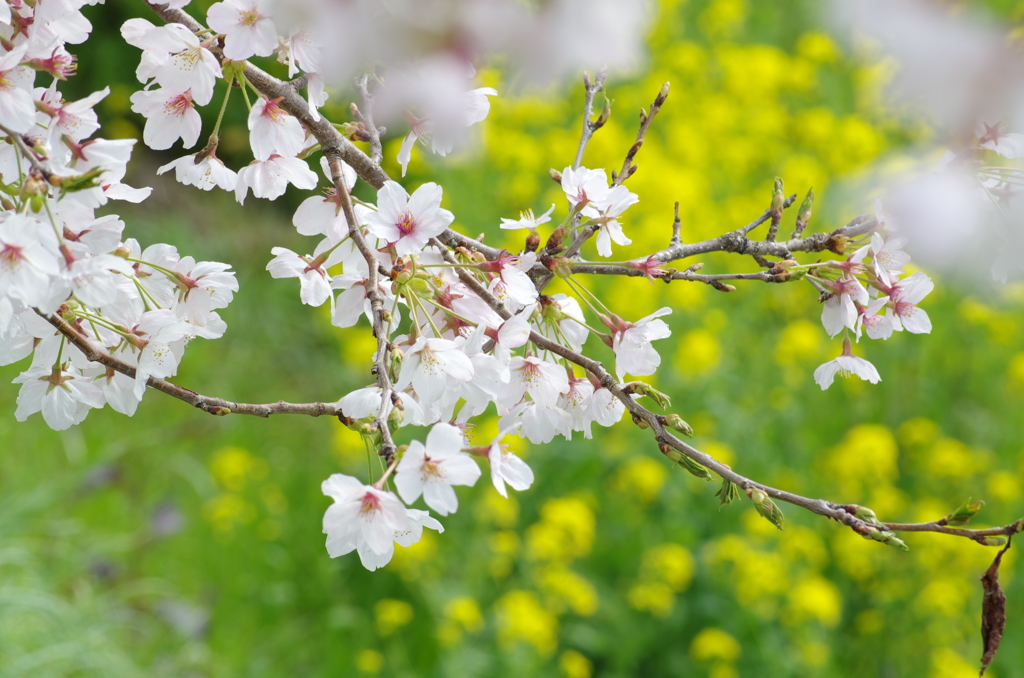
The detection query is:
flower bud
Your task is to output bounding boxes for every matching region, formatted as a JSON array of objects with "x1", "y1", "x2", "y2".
[
  {"x1": 976, "y1": 536, "x2": 1009, "y2": 547},
  {"x1": 549, "y1": 168, "x2": 563, "y2": 184},
  {"x1": 663, "y1": 413, "x2": 693, "y2": 436},
  {"x1": 796, "y1": 188, "x2": 814, "y2": 228},
  {"x1": 947, "y1": 498, "x2": 985, "y2": 526},
  {"x1": 631, "y1": 414, "x2": 649, "y2": 429},
  {"x1": 746, "y1": 487, "x2": 785, "y2": 530},
  {"x1": 849, "y1": 504, "x2": 882, "y2": 526},
  {"x1": 770, "y1": 177, "x2": 785, "y2": 216},
  {"x1": 628, "y1": 381, "x2": 671, "y2": 409},
  {"x1": 525, "y1": 231, "x2": 541, "y2": 253},
  {"x1": 658, "y1": 443, "x2": 711, "y2": 479}
]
